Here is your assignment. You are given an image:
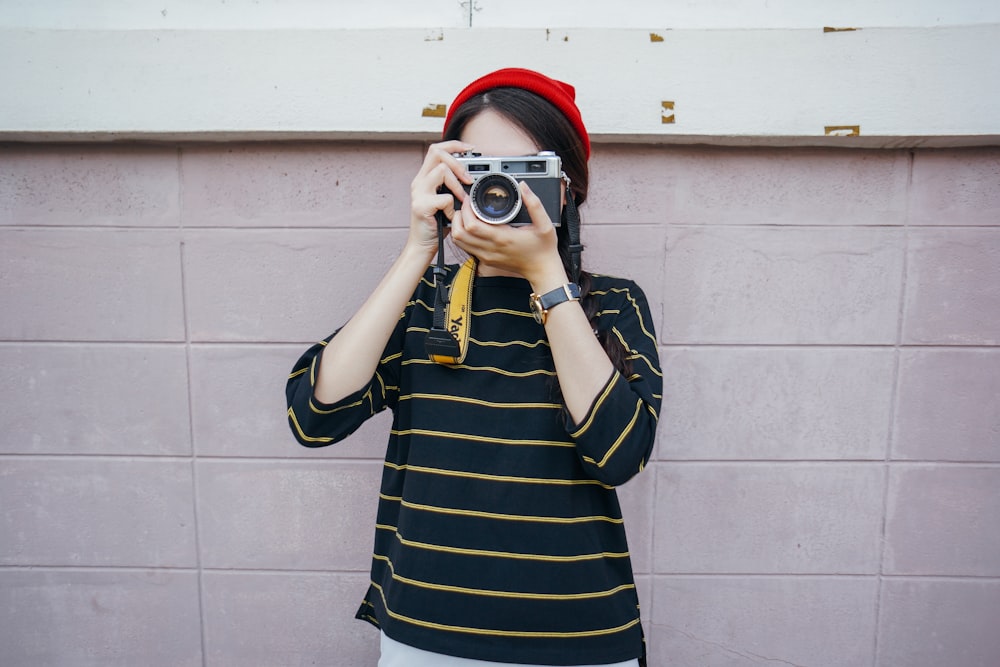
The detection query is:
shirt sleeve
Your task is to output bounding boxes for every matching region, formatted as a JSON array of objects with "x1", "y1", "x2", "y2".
[
  {"x1": 566, "y1": 280, "x2": 662, "y2": 486},
  {"x1": 285, "y1": 313, "x2": 407, "y2": 448}
]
